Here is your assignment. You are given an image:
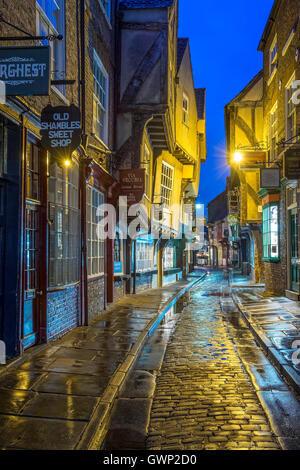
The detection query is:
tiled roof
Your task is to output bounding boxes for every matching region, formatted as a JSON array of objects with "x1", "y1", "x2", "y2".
[
  {"x1": 119, "y1": 0, "x2": 174, "y2": 9},
  {"x1": 195, "y1": 88, "x2": 206, "y2": 120},
  {"x1": 177, "y1": 38, "x2": 188, "y2": 71}
]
